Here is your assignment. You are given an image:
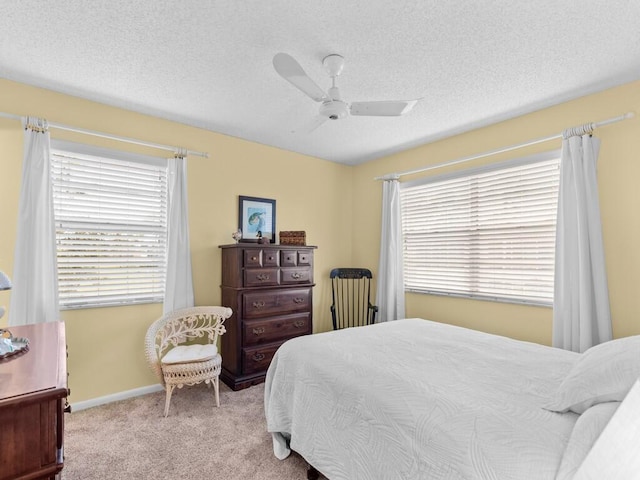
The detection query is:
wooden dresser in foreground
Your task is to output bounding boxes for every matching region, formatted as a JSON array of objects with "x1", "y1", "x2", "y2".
[
  {"x1": 219, "y1": 243, "x2": 316, "y2": 390},
  {"x1": 0, "y1": 321, "x2": 68, "y2": 480}
]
